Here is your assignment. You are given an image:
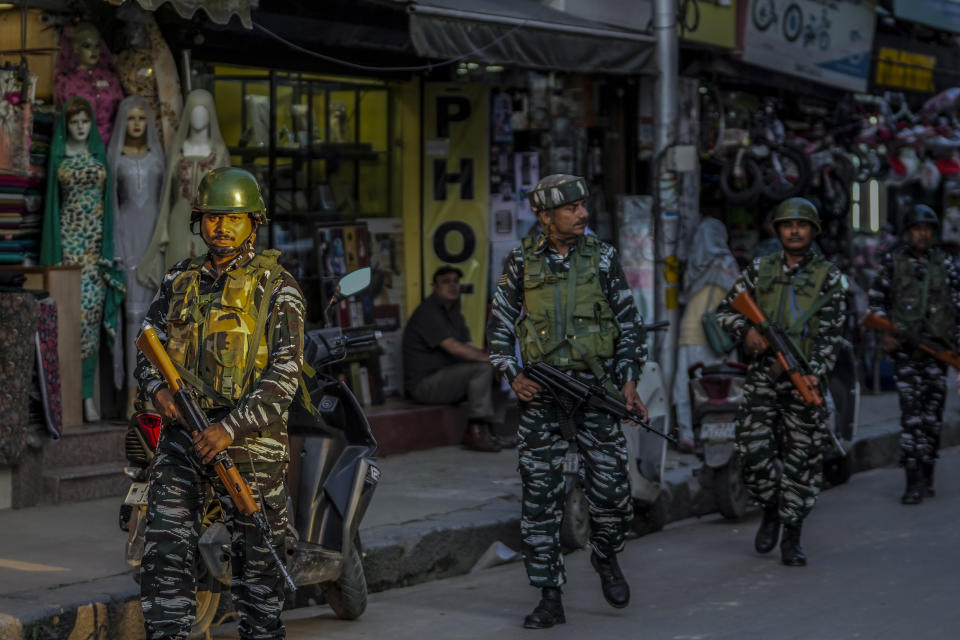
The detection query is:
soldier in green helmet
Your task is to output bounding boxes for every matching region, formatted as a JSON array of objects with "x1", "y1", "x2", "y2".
[
  {"x1": 715, "y1": 197, "x2": 846, "y2": 567},
  {"x1": 135, "y1": 166, "x2": 306, "y2": 639},
  {"x1": 488, "y1": 174, "x2": 648, "y2": 628},
  {"x1": 868, "y1": 204, "x2": 960, "y2": 504}
]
